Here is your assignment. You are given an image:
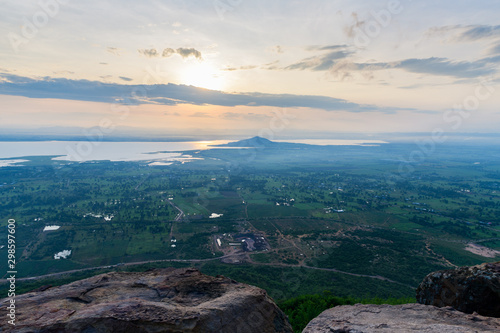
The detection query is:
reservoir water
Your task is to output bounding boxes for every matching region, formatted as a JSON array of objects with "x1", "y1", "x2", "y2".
[
  {"x1": 0, "y1": 141, "x2": 230, "y2": 163},
  {"x1": 0, "y1": 139, "x2": 386, "y2": 165}
]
